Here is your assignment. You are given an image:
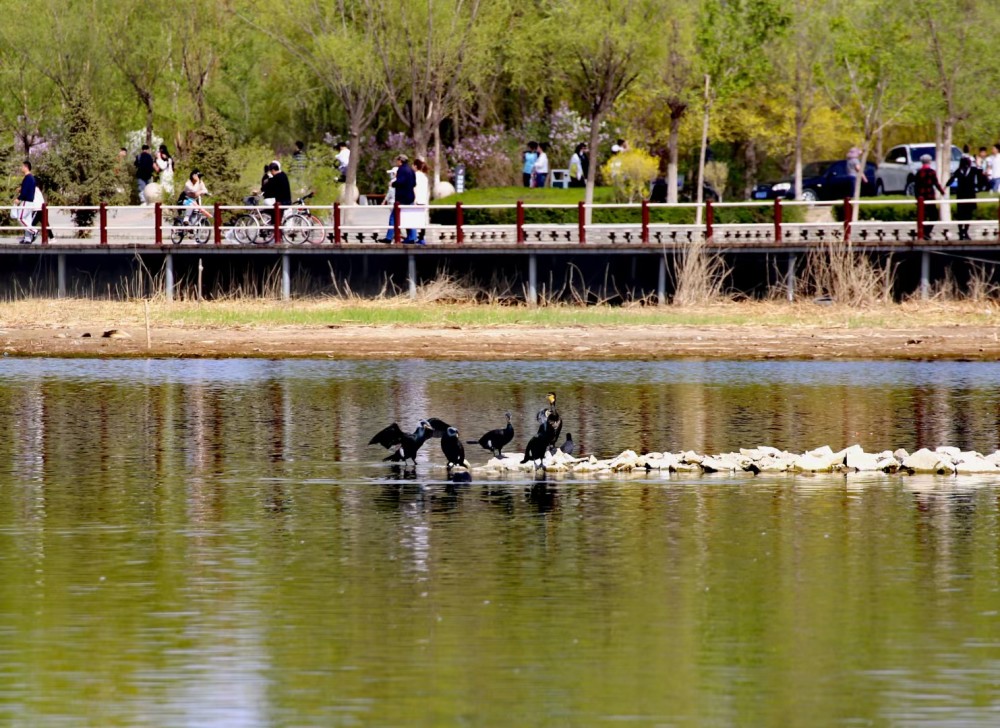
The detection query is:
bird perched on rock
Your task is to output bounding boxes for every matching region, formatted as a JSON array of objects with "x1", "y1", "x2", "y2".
[
  {"x1": 536, "y1": 392, "x2": 562, "y2": 448},
  {"x1": 441, "y1": 426, "x2": 468, "y2": 469},
  {"x1": 468, "y1": 412, "x2": 514, "y2": 458},
  {"x1": 368, "y1": 420, "x2": 432, "y2": 465},
  {"x1": 521, "y1": 415, "x2": 551, "y2": 468},
  {"x1": 558, "y1": 433, "x2": 575, "y2": 456}
]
